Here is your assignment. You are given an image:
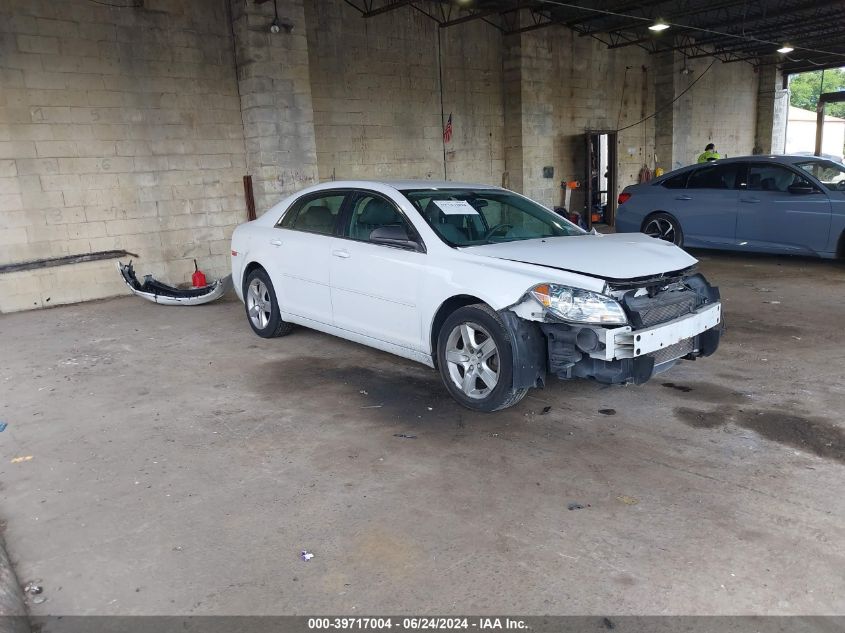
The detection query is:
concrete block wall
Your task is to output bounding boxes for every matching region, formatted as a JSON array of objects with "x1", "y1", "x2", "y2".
[
  {"x1": 0, "y1": 0, "x2": 775, "y2": 313},
  {"x1": 513, "y1": 26, "x2": 656, "y2": 209},
  {"x1": 231, "y1": 0, "x2": 318, "y2": 213},
  {"x1": 656, "y1": 51, "x2": 759, "y2": 170},
  {"x1": 304, "y1": 1, "x2": 505, "y2": 186},
  {"x1": 0, "y1": 0, "x2": 248, "y2": 312}
]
